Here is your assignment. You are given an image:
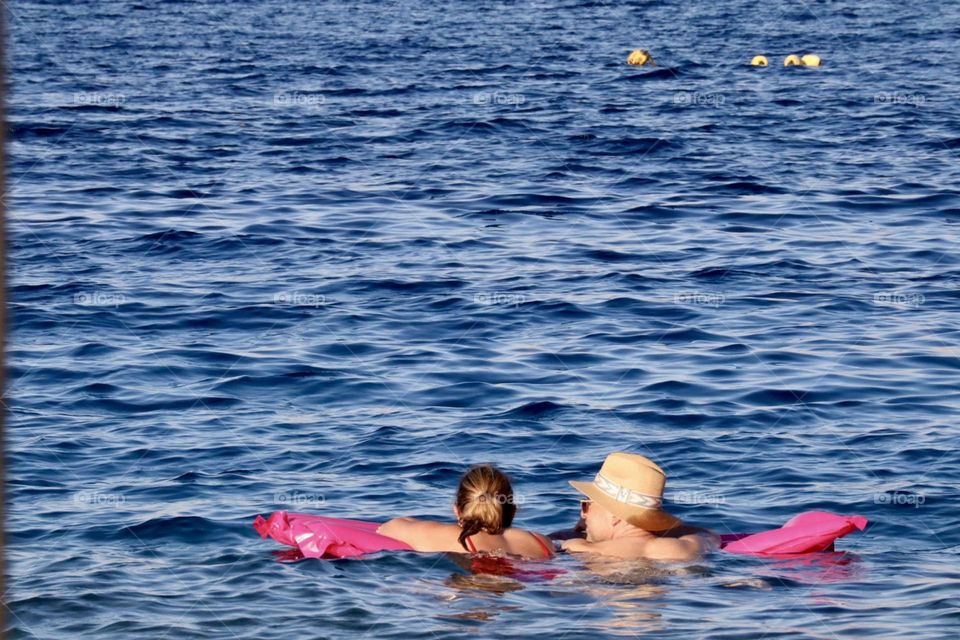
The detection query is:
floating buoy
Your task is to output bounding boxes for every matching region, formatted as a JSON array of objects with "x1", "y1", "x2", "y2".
[
  {"x1": 751, "y1": 55, "x2": 769, "y2": 66},
  {"x1": 801, "y1": 54, "x2": 822, "y2": 67},
  {"x1": 626, "y1": 49, "x2": 655, "y2": 66},
  {"x1": 784, "y1": 54, "x2": 802, "y2": 66}
]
